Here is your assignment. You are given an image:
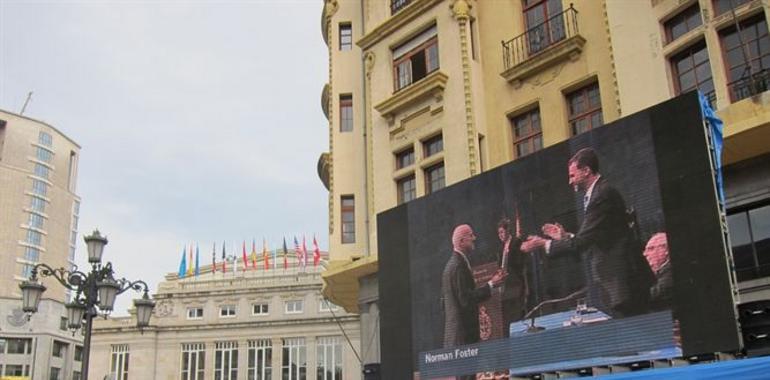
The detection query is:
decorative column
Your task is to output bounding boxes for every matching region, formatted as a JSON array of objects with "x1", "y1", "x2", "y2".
[
  {"x1": 271, "y1": 337, "x2": 282, "y2": 379},
  {"x1": 451, "y1": 0, "x2": 479, "y2": 176},
  {"x1": 364, "y1": 51, "x2": 377, "y2": 255}
]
